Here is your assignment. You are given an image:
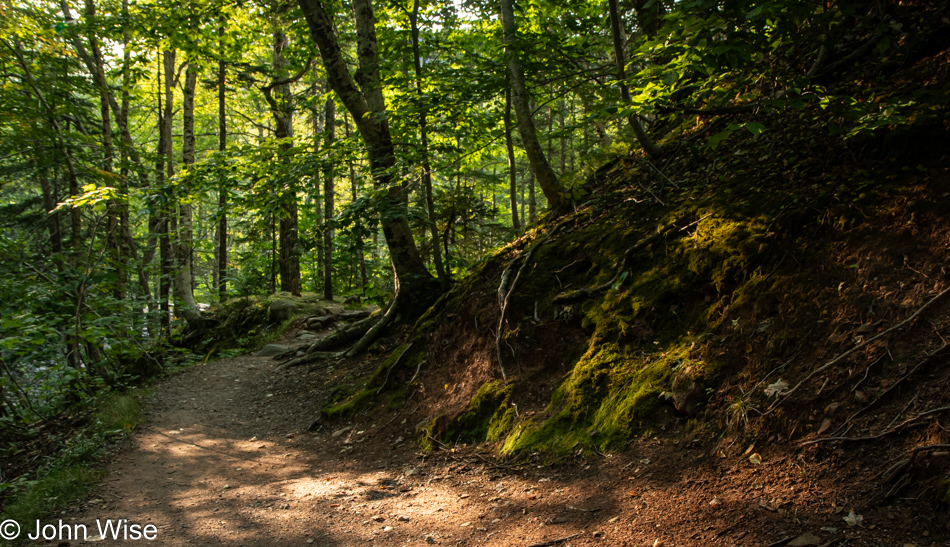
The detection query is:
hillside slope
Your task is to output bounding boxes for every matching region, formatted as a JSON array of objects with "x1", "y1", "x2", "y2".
[{"x1": 305, "y1": 2, "x2": 950, "y2": 539}]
